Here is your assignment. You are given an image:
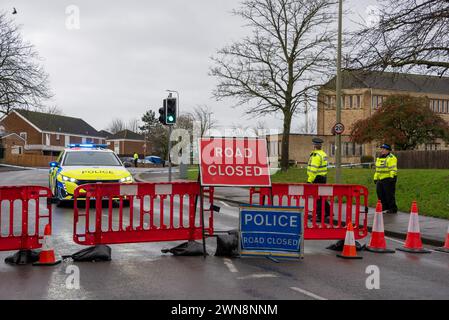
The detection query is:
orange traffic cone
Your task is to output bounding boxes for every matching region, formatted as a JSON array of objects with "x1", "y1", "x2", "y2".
[
  {"x1": 366, "y1": 201, "x2": 395, "y2": 253},
  {"x1": 435, "y1": 224, "x2": 449, "y2": 253},
  {"x1": 33, "y1": 224, "x2": 61, "y2": 266},
  {"x1": 337, "y1": 222, "x2": 362, "y2": 259},
  {"x1": 397, "y1": 201, "x2": 431, "y2": 254}
]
